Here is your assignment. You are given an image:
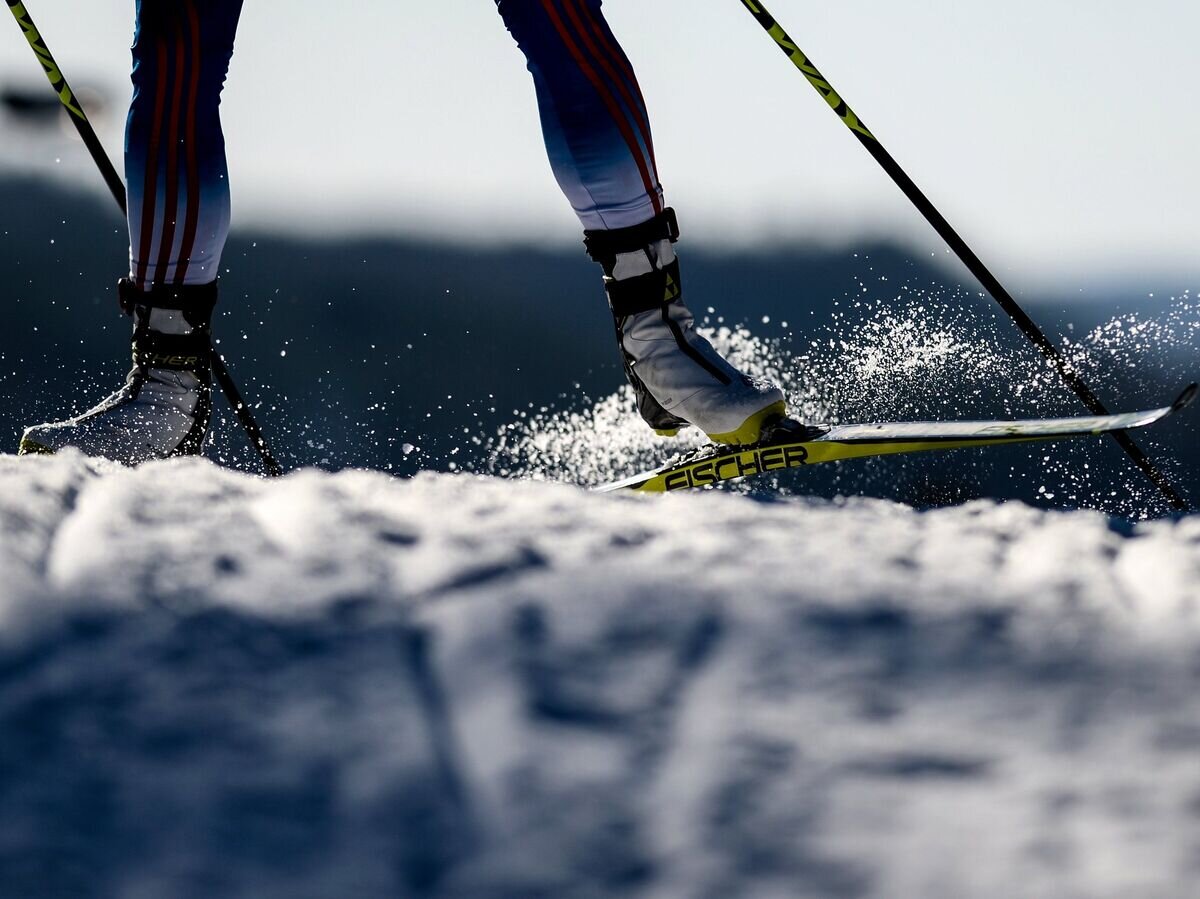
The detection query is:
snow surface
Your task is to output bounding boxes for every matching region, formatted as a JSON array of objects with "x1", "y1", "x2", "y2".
[{"x1": 2, "y1": 451, "x2": 1200, "y2": 897}]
